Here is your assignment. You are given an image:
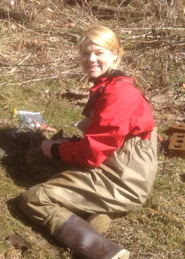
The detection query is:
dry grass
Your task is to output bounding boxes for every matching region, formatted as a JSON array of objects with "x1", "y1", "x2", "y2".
[{"x1": 0, "y1": 0, "x2": 185, "y2": 258}]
